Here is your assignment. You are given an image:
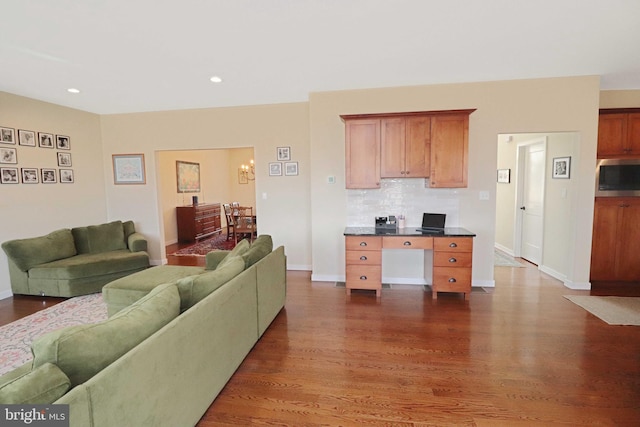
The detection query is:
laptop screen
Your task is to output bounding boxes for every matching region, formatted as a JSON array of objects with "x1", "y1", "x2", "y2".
[{"x1": 421, "y1": 213, "x2": 446, "y2": 229}]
